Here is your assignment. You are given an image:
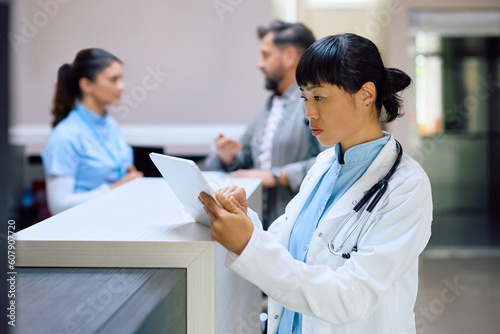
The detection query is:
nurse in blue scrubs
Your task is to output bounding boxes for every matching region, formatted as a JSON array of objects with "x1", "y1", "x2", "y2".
[{"x1": 42, "y1": 48, "x2": 143, "y2": 215}]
